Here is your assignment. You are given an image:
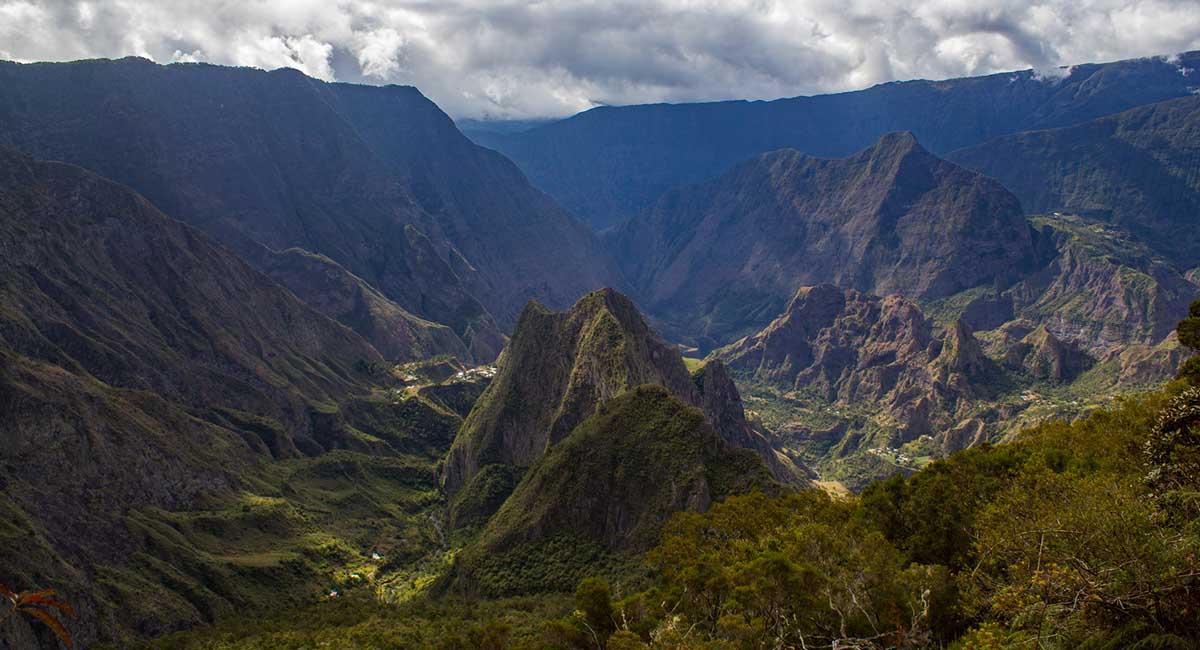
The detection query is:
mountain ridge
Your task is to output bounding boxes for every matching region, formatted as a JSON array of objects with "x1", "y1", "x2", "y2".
[
  {"x1": 613, "y1": 132, "x2": 1045, "y2": 348},
  {"x1": 474, "y1": 51, "x2": 1200, "y2": 228}
]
